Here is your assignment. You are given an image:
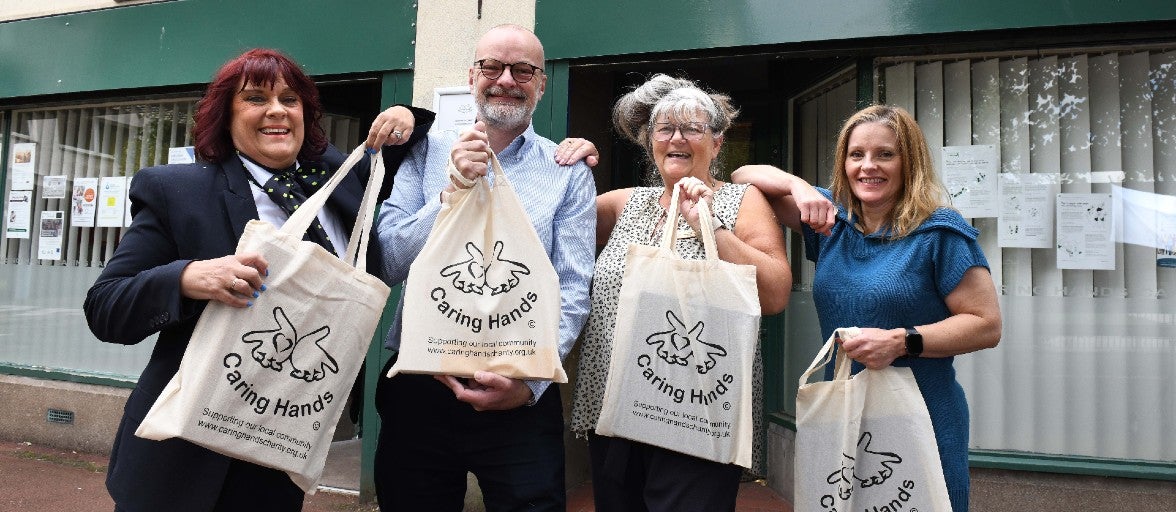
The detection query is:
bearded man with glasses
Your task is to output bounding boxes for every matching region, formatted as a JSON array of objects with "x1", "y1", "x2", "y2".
[{"x1": 371, "y1": 24, "x2": 599, "y2": 512}]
